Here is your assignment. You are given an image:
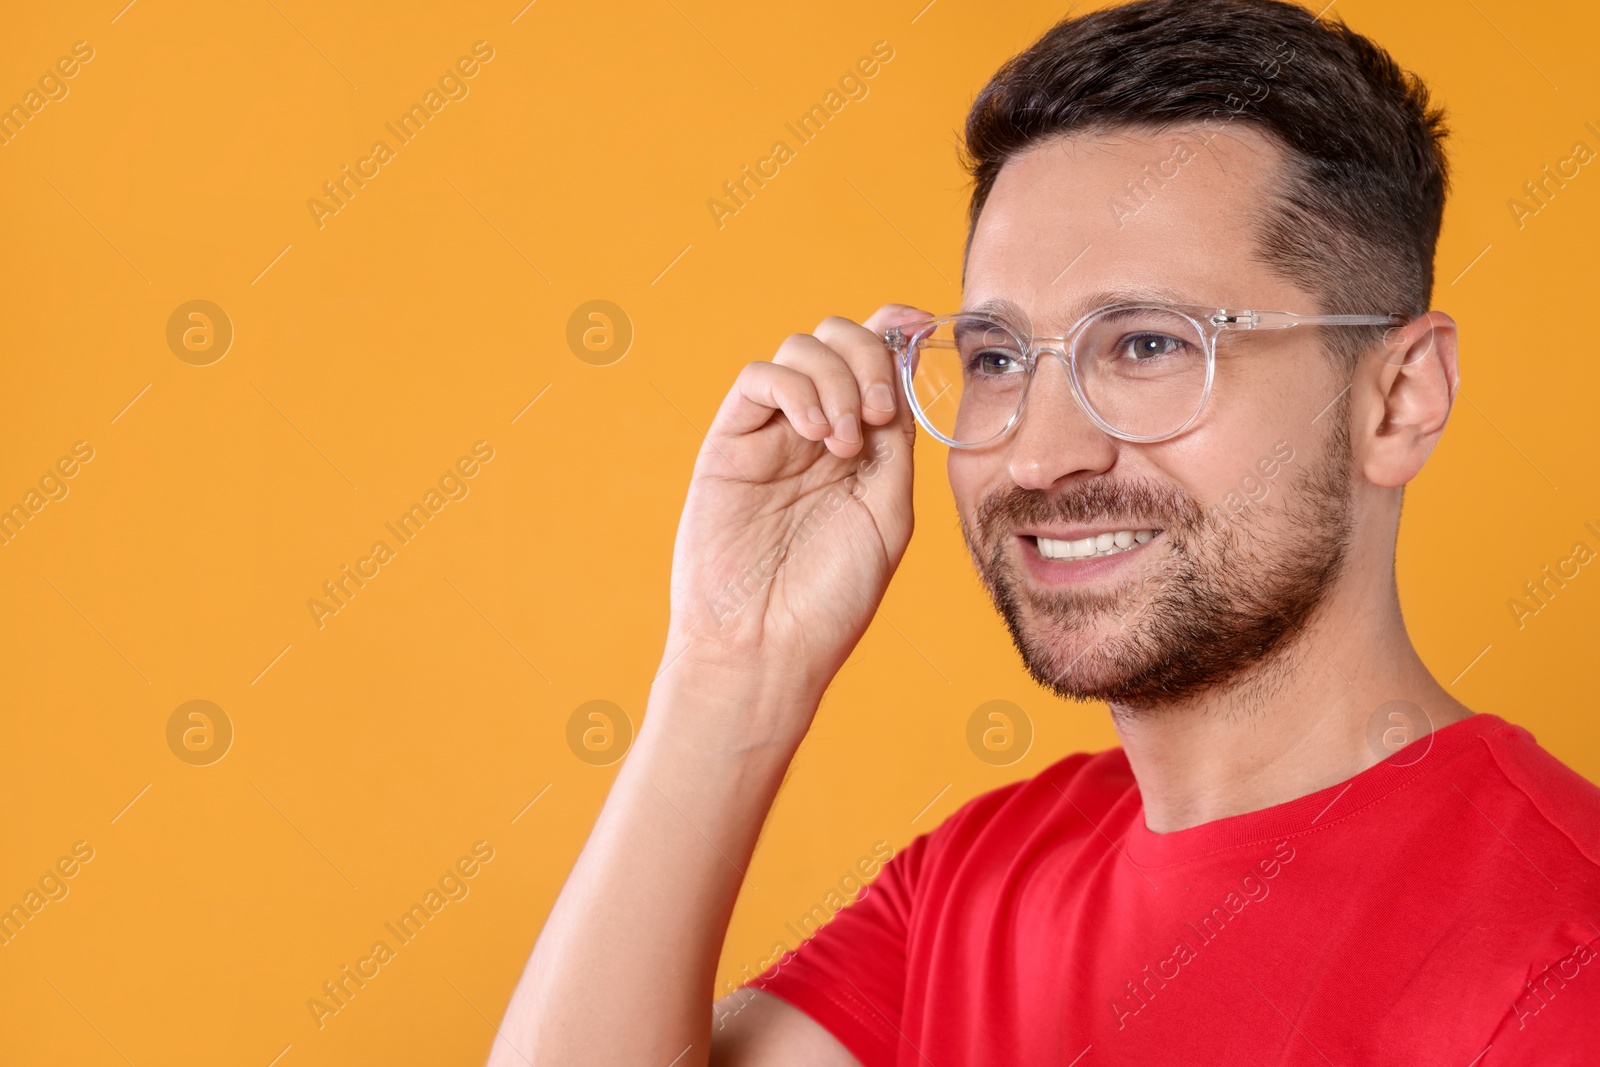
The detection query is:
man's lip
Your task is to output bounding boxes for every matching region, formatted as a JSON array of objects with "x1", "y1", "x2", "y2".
[{"x1": 1014, "y1": 524, "x2": 1165, "y2": 541}]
